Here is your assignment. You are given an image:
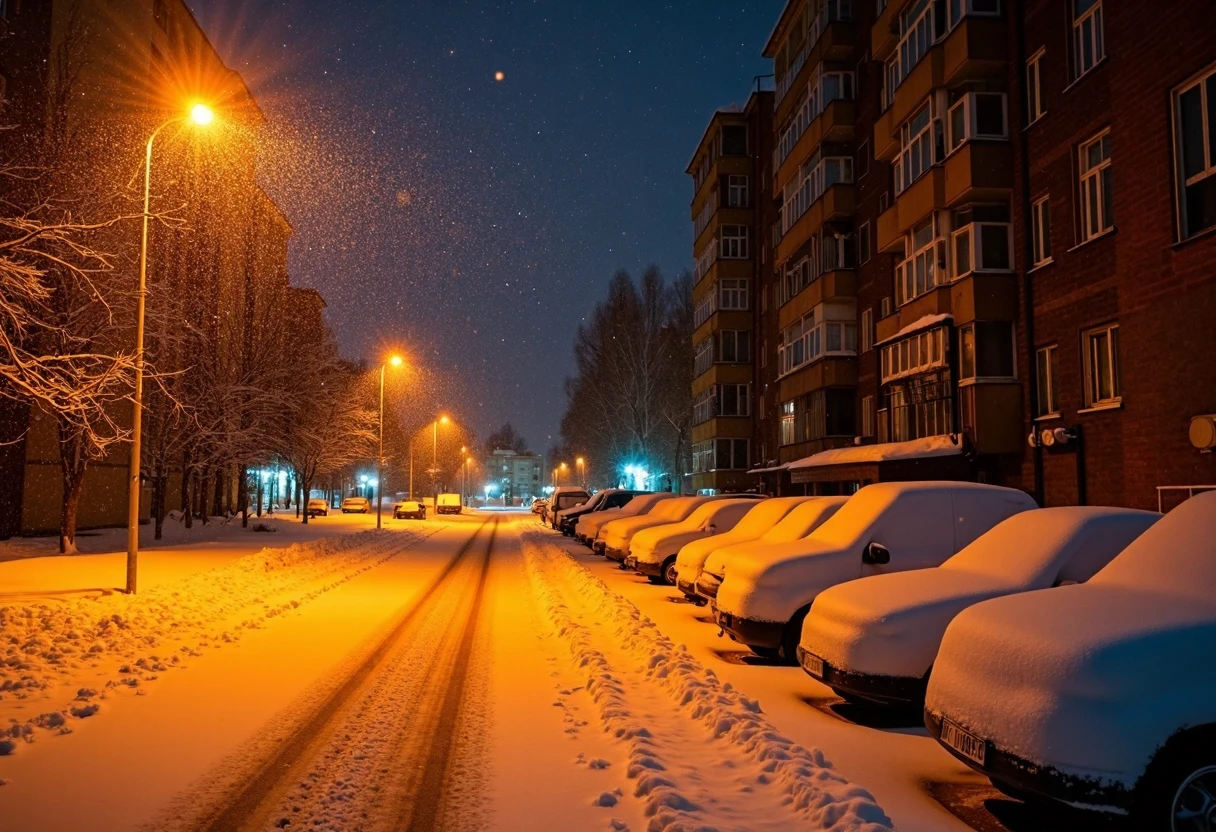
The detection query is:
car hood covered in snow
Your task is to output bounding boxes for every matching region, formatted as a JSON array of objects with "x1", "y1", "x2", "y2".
[
  {"x1": 674, "y1": 497, "x2": 812, "y2": 582},
  {"x1": 926, "y1": 491, "x2": 1216, "y2": 786},
  {"x1": 803, "y1": 507, "x2": 1160, "y2": 679},
  {"x1": 581, "y1": 493, "x2": 672, "y2": 538},
  {"x1": 599, "y1": 497, "x2": 707, "y2": 549},
  {"x1": 631, "y1": 499, "x2": 759, "y2": 565},
  {"x1": 714, "y1": 538, "x2": 861, "y2": 624}
]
